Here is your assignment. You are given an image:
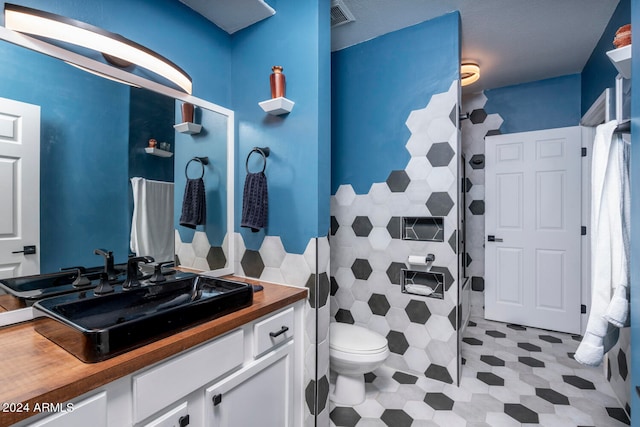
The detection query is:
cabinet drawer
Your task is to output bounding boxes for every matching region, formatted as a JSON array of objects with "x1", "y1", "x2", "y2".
[
  {"x1": 28, "y1": 392, "x2": 107, "y2": 427},
  {"x1": 133, "y1": 330, "x2": 243, "y2": 423},
  {"x1": 254, "y1": 307, "x2": 294, "y2": 357},
  {"x1": 141, "y1": 402, "x2": 188, "y2": 427}
]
